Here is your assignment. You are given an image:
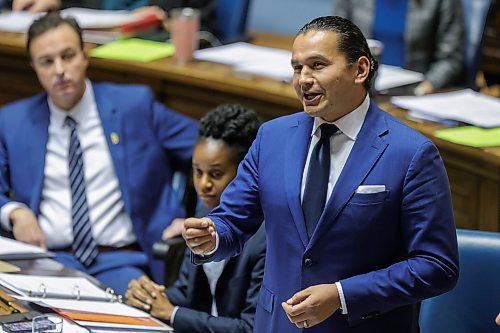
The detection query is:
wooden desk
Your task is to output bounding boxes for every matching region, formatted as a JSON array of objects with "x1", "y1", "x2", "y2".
[{"x1": 0, "y1": 32, "x2": 498, "y2": 231}]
